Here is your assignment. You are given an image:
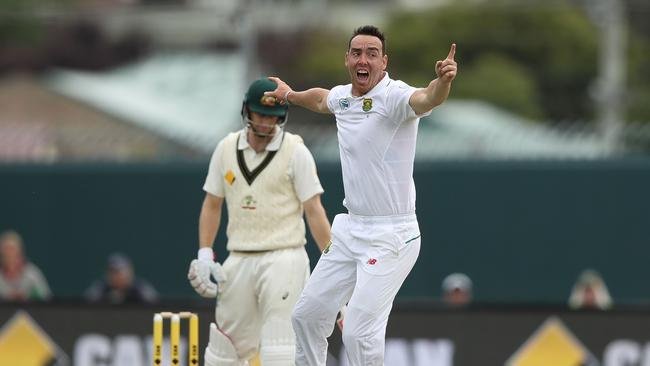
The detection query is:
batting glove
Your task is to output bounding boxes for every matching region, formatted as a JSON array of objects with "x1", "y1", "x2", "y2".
[{"x1": 188, "y1": 249, "x2": 226, "y2": 298}]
